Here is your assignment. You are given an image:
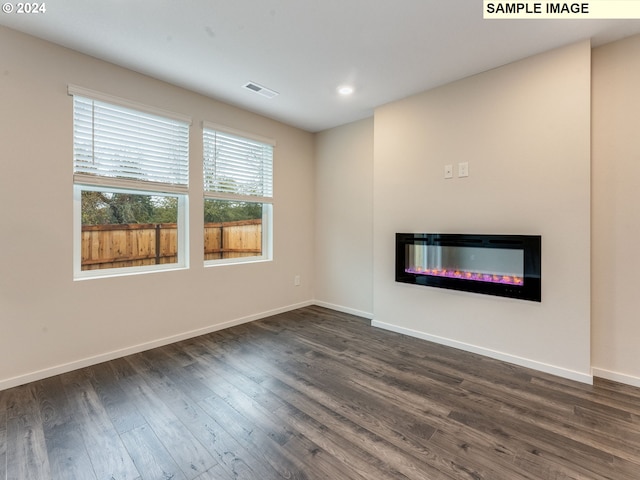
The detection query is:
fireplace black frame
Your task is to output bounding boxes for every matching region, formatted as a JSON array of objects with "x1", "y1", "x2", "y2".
[{"x1": 396, "y1": 233, "x2": 541, "y2": 302}]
